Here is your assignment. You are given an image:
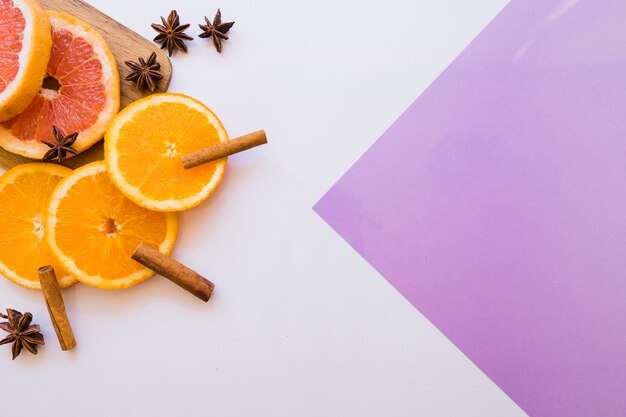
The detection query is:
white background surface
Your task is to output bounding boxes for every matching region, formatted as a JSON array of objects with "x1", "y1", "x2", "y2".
[{"x1": 0, "y1": 1, "x2": 529, "y2": 416}]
